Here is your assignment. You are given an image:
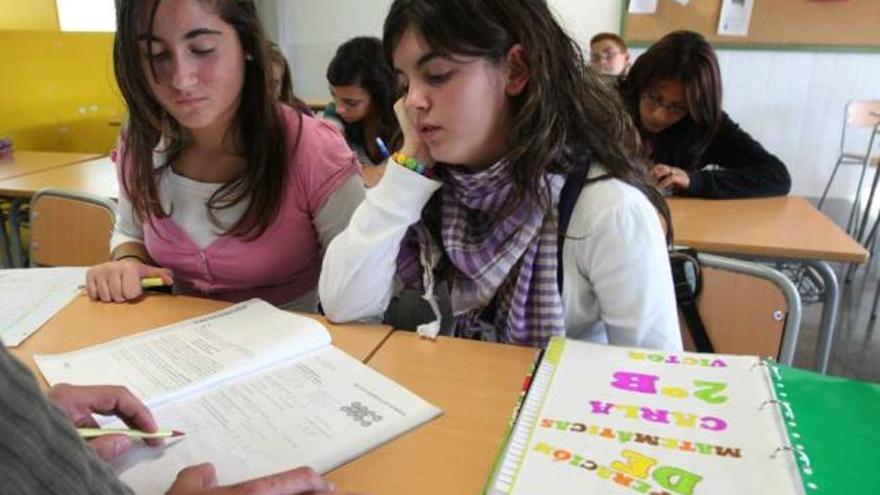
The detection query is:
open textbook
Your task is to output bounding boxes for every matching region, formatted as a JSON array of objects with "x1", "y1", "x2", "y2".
[
  {"x1": 486, "y1": 338, "x2": 880, "y2": 495},
  {"x1": 0, "y1": 267, "x2": 86, "y2": 347},
  {"x1": 35, "y1": 299, "x2": 441, "y2": 494}
]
